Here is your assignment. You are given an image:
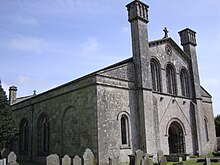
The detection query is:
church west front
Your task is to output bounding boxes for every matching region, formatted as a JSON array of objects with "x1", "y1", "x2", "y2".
[{"x1": 9, "y1": 0, "x2": 216, "y2": 164}]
